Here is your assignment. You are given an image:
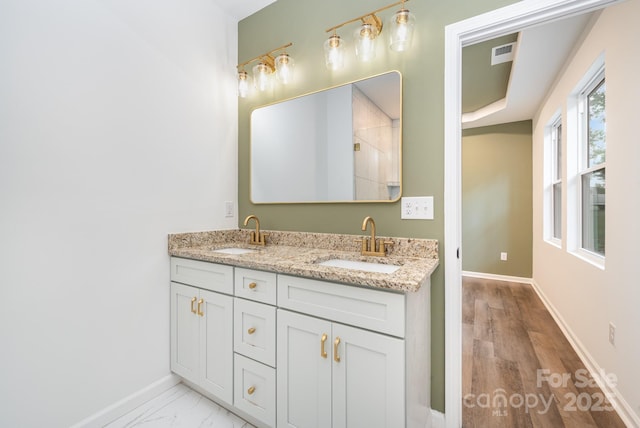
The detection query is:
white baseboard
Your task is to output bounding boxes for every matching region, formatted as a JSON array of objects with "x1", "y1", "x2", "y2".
[
  {"x1": 462, "y1": 270, "x2": 533, "y2": 284},
  {"x1": 69, "y1": 374, "x2": 181, "y2": 428},
  {"x1": 431, "y1": 409, "x2": 445, "y2": 428},
  {"x1": 530, "y1": 280, "x2": 640, "y2": 428}
]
